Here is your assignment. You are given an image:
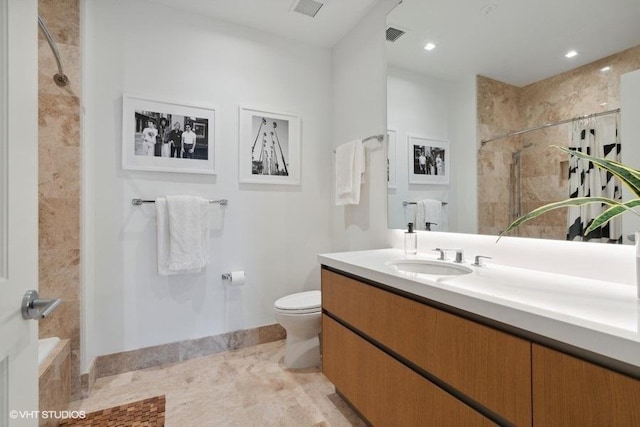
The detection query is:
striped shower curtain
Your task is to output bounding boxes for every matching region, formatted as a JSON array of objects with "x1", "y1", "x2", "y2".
[{"x1": 567, "y1": 114, "x2": 622, "y2": 243}]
